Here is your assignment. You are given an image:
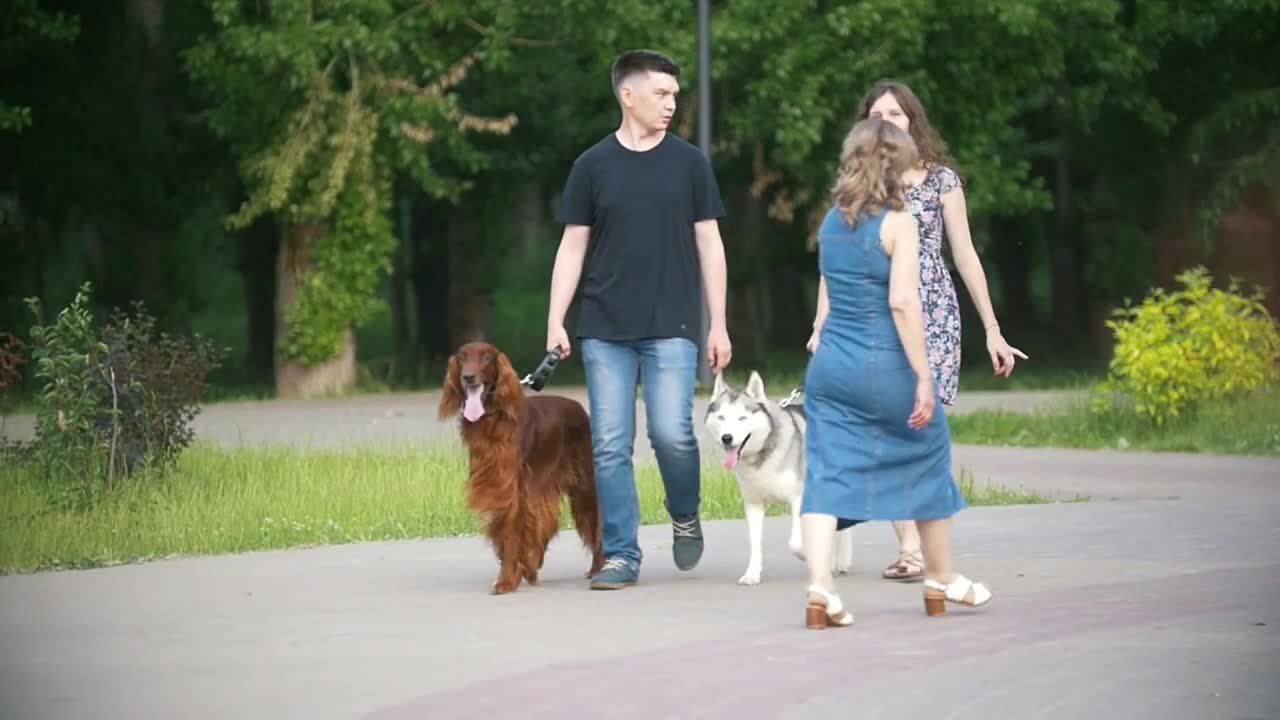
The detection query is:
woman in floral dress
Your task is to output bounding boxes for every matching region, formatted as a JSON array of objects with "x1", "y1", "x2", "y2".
[{"x1": 808, "y1": 80, "x2": 1027, "y2": 581}]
